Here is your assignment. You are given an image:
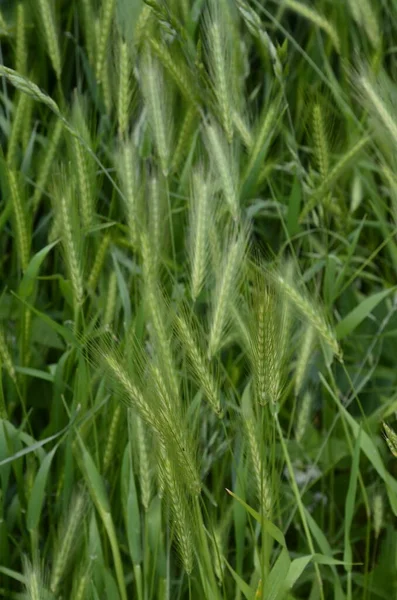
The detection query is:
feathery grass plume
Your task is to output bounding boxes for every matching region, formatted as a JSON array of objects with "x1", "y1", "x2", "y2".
[
  {"x1": 50, "y1": 491, "x2": 86, "y2": 595},
  {"x1": 140, "y1": 231, "x2": 179, "y2": 400},
  {"x1": 15, "y1": 3, "x2": 27, "y2": 75},
  {"x1": 283, "y1": 0, "x2": 340, "y2": 53},
  {"x1": 175, "y1": 308, "x2": 222, "y2": 416},
  {"x1": 101, "y1": 44, "x2": 113, "y2": 116},
  {"x1": 21, "y1": 94, "x2": 33, "y2": 151},
  {"x1": 80, "y1": 0, "x2": 96, "y2": 65},
  {"x1": 103, "y1": 271, "x2": 118, "y2": 327},
  {"x1": 233, "y1": 109, "x2": 253, "y2": 149},
  {"x1": 208, "y1": 224, "x2": 249, "y2": 358},
  {"x1": 117, "y1": 34, "x2": 134, "y2": 137},
  {"x1": 8, "y1": 168, "x2": 30, "y2": 272},
  {"x1": 7, "y1": 91, "x2": 31, "y2": 167},
  {"x1": 171, "y1": 107, "x2": 198, "y2": 173},
  {"x1": 355, "y1": 67, "x2": 397, "y2": 150},
  {"x1": 88, "y1": 233, "x2": 111, "y2": 292},
  {"x1": 381, "y1": 165, "x2": 397, "y2": 225},
  {"x1": 148, "y1": 37, "x2": 198, "y2": 107},
  {"x1": 32, "y1": 118, "x2": 63, "y2": 212},
  {"x1": 301, "y1": 135, "x2": 370, "y2": 220},
  {"x1": 52, "y1": 169, "x2": 84, "y2": 310},
  {"x1": 189, "y1": 166, "x2": 213, "y2": 300},
  {"x1": 250, "y1": 277, "x2": 289, "y2": 406},
  {"x1": 70, "y1": 94, "x2": 96, "y2": 231},
  {"x1": 373, "y1": 493, "x2": 383, "y2": 539},
  {"x1": 295, "y1": 323, "x2": 316, "y2": 396},
  {"x1": 242, "y1": 99, "x2": 280, "y2": 186},
  {"x1": 148, "y1": 172, "x2": 164, "y2": 271},
  {"x1": 148, "y1": 360, "x2": 201, "y2": 495},
  {"x1": 96, "y1": 332, "x2": 200, "y2": 495},
  {"x1": 205, "y1": 0, "x2": 234, "y2": 142},
  {"x1": 96, "y1": 0, "x2": 116, "y2": 83},
  {"x1": 71, "y1": 561, "x2": 91, "y2": 600},
  {"x1": 133, "y1": 4, "x2": 152, "y2": 49},
  {"x1": 347, "y1": 0, "x2": 380, "y2": 48},
  {"x1": 0, "y1": 325, "x2": 16, "y2": 383},
  {"x1": 35, "y1": 0, "x2": 61, "y2": 78},
  {"x1": 103, "y1": 403, "x2": 122, "y2": 473},
  {"x1": 134, "y1": 414, "x2": 152, "y2": 510},
  {"x1": 269, "y1": 260, "x2": 341, "y2": 358},
  {"x1": 139, "y1": 46, "x2": 172, "y2": 176},
  {"x1": 383, "y1": 422, "x2": 397, "y2": 458},
  {"x1": 116, "y1": 135, "x2": 140, "y2": 247},
  {"x1": 22, "y1": 556, "x2": 51, "y2": 600},
  {"x1": 312, "y1": 102, "x2": 330, "y2": 183},
  {"x1": 241, "y1": 385, "x2": 272, "y2": 514},
  {"x1": 20, "y1": 305, "x2": 32, "y2": 368},
  {"x1": 205, "y1": 120, "x2": 239, "y2": 220},
  {"x1": 158, "y1": 447, "x2": 194, "y2": 574},
  {"x1": 295, "y1": 390, "x2": 313, "y2": 443}
]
